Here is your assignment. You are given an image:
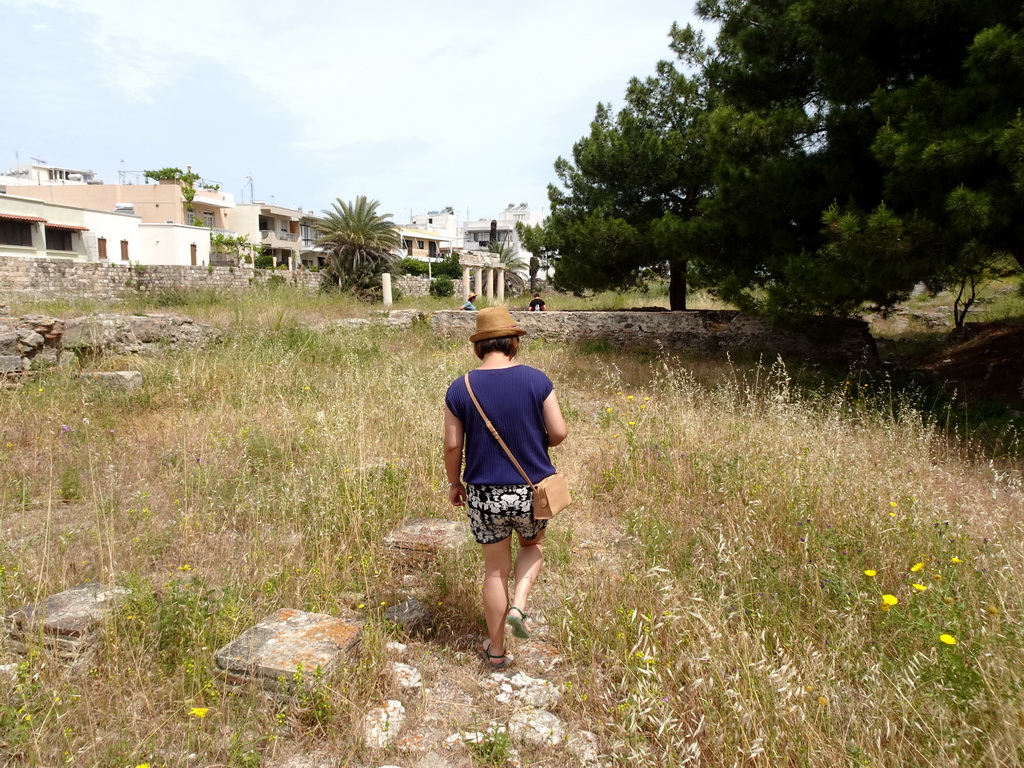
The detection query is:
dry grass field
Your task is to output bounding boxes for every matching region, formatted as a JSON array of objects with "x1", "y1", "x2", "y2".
[{"x1": 0, "y1": 286, "x2": 1022, "y2": 766}]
